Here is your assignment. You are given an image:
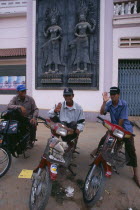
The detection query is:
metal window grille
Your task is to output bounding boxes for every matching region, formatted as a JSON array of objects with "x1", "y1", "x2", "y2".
[{"x1": 118, "y1": 59, "x2": 140, "y2": 116}]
